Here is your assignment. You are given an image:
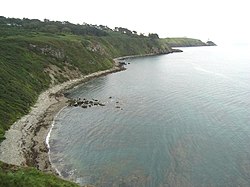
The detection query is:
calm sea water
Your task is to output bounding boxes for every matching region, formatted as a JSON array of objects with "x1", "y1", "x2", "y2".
[{"x1": 49, "y1": 45, "x2": 250, "y2": 187}]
